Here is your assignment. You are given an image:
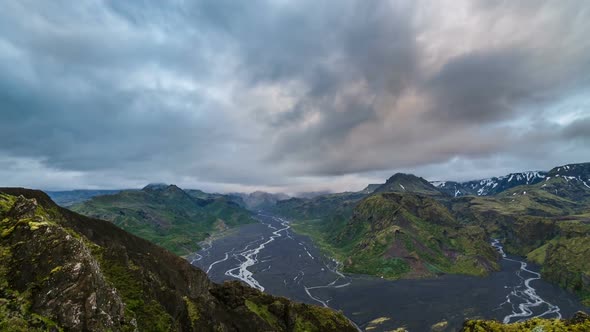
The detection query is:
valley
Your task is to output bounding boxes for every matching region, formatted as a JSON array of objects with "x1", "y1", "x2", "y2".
[
  {"x1": 23, "y1": 161, "x2": 590, "y2": 331},
  {"x1": 190, "y1": 213, "x2": 587, "y2": 331}
]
